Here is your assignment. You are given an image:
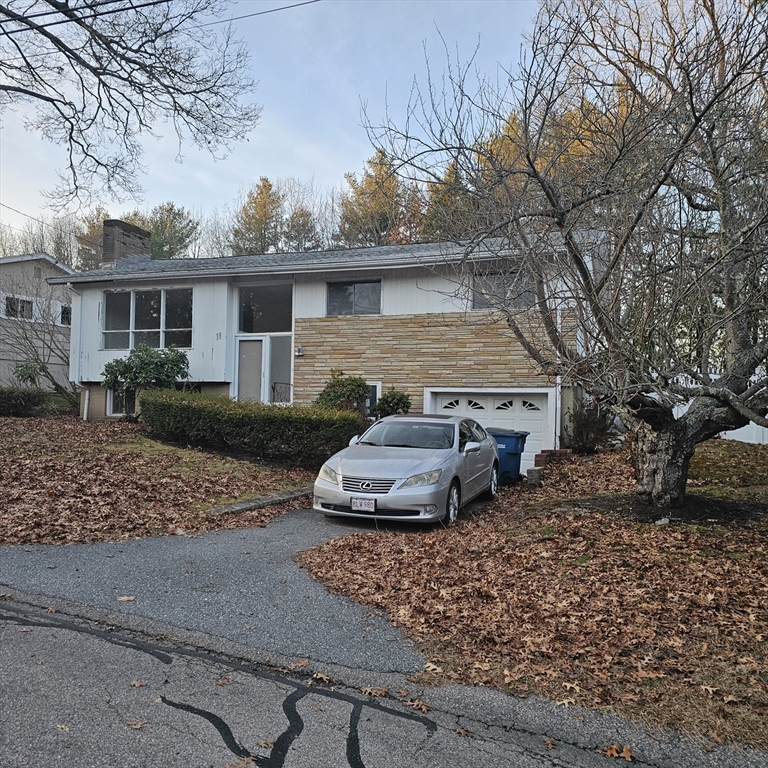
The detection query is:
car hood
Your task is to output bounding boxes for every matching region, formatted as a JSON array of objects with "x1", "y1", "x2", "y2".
[{"x1": 330, "y1": 445, "x2": 449, "y2": 479}]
